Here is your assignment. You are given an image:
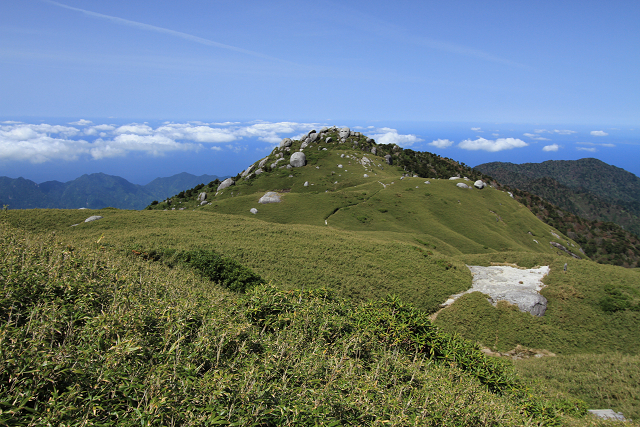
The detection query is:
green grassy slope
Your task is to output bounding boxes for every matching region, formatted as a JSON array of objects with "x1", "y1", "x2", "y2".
[{"x1": 3, "y1": 223, "x2": 596, "y2": 426}]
